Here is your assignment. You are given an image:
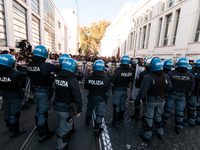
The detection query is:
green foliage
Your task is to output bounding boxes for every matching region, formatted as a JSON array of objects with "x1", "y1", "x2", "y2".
[{"x1": 79, "y1": 20, "x2": 111, "y2": 56}]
